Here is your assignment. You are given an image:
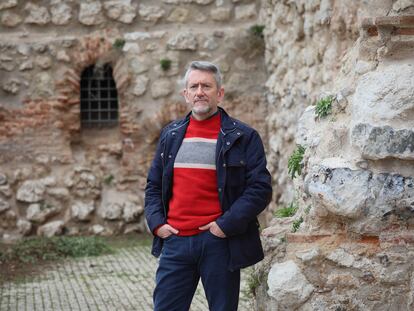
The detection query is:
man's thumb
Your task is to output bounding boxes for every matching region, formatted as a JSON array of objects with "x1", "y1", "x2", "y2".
[
  {"x1": 169, "y1": 226, "x2": 179, "y2": 234},
  {"x1": 199, "y1": 223, "x2": 211, "y2": 230}
]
